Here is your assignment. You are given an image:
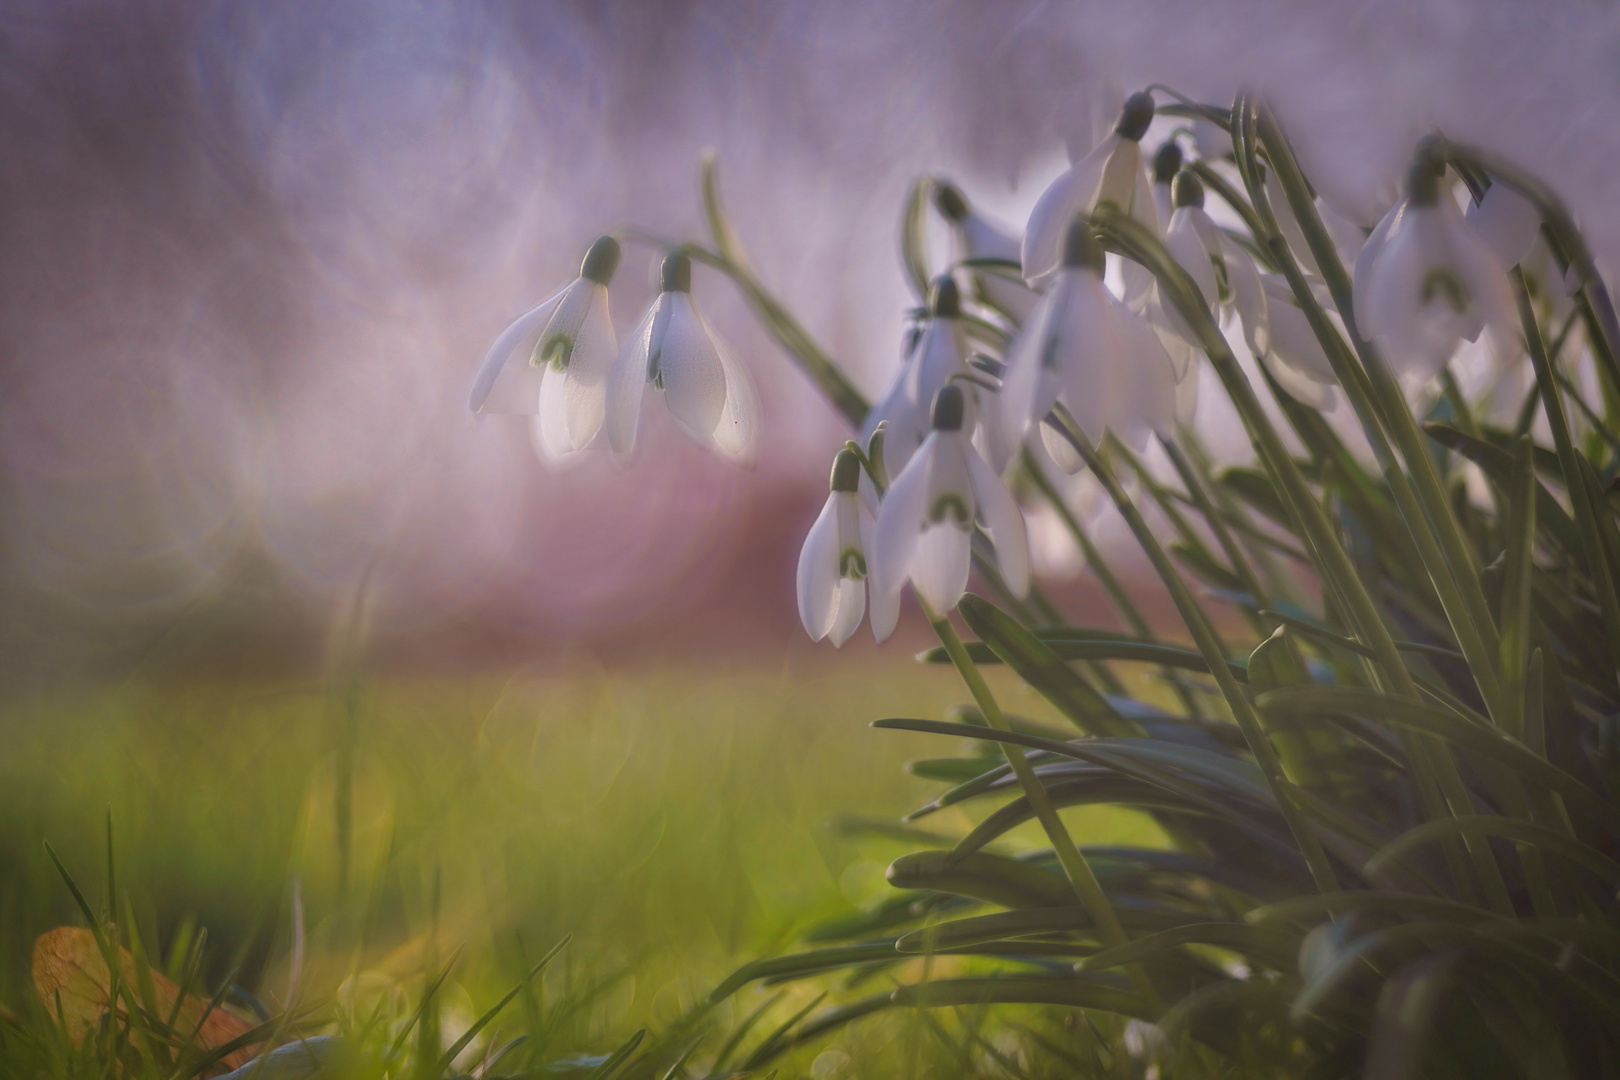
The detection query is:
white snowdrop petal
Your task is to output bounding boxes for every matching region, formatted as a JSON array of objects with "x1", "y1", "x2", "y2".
[
  {"x1": 657, "y1": 294, "x2": 731, "y2": 450},
  {"x1": 1023, "y1": 135, "x2": 1114, "y2": 285},
  {"x1": 961, "y1": 214, "x2": 1038, "y2": 322},
  {"x1": 711, "y1": 329, "x2": 759, "y2": 464},
  {"x1": 1261, "y1": 350, "x2": 1336, "y2": 409},
  {"x1": 1119, "y1": 306, "x2": 1179, "y2": 443},
  {"x1": 925, "y1": 434, "x2": 977, "y2": 524},
  {"x1": 560, "y1": 283, "x2": 617, "y2": 450},
  {"x1": 605, "y1": 300, "x2": 662, "y2": 458},
  {"x1": 1444, "y1": 204, "x2": 1520, "y2": 357},
  {"x1": 1318, "y1": 197, "x2": 1367, "y2": 263},
  {"x1": 797, "y1": 495, "x2": 842, "y2": 641},
  {"x1": 1265, "y1": 293, "x2": 1341, "y2": 385},
  {"x1": 1038, "y1": 415, "x2": 1085, "y2": 473},
  {"x1": 1165, "y1": 210, "x2": 1219, "y2": 308},
  {"x1": 913, "y1": 319, "x2": 968, "y2": 412},
  {"x1": 873, "y1": 441, "x2": 932, "y2": 602},
  {"x1": 998, "y1": 280, "x2": 1062, "y2": 454},
  {"x1": 1220, "y1": 232, "x2": 1270, "y2": 357},
  {"x1": 911, "y1": 524, "x2": 973, "y2": 613},
  {"x1": 868, "y1": 571, "x2": 902, "y2": 644},
  {"x1": 1466, "y1": 183, "x2": 1540, "y2": 271},
  {"x1": 827, "y1": 577, "x2": 866, "y2": 647},
  {"x1": 1127, "y1": 148, "x2": 1161, "y2": 237},
  {"x1": 1352, "y1": 201, "x2": 1402, "y2": 298},
  {"x1": 468, "y1": 287, "x2": 567, "y2": 413},
  {"x1": 967, "y1": 448, "x2": 1030, "y2": 598},
  {"x1": 535, "y1": 368, "x2": 577, "y2": 461}
]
